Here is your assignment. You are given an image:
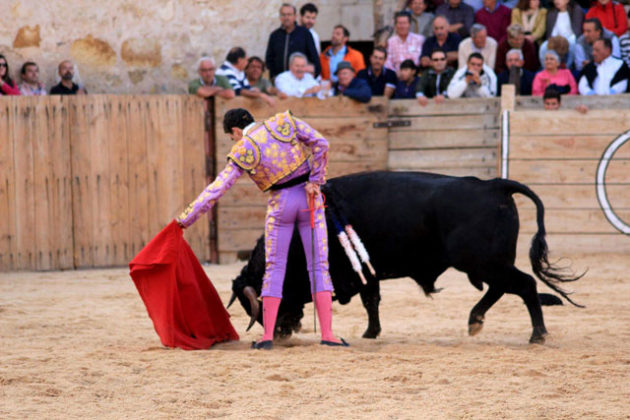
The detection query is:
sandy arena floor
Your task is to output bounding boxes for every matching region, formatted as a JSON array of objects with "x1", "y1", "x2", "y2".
[{"x1": 1, "y1": 253, "x2": 629, "y2": 419}]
